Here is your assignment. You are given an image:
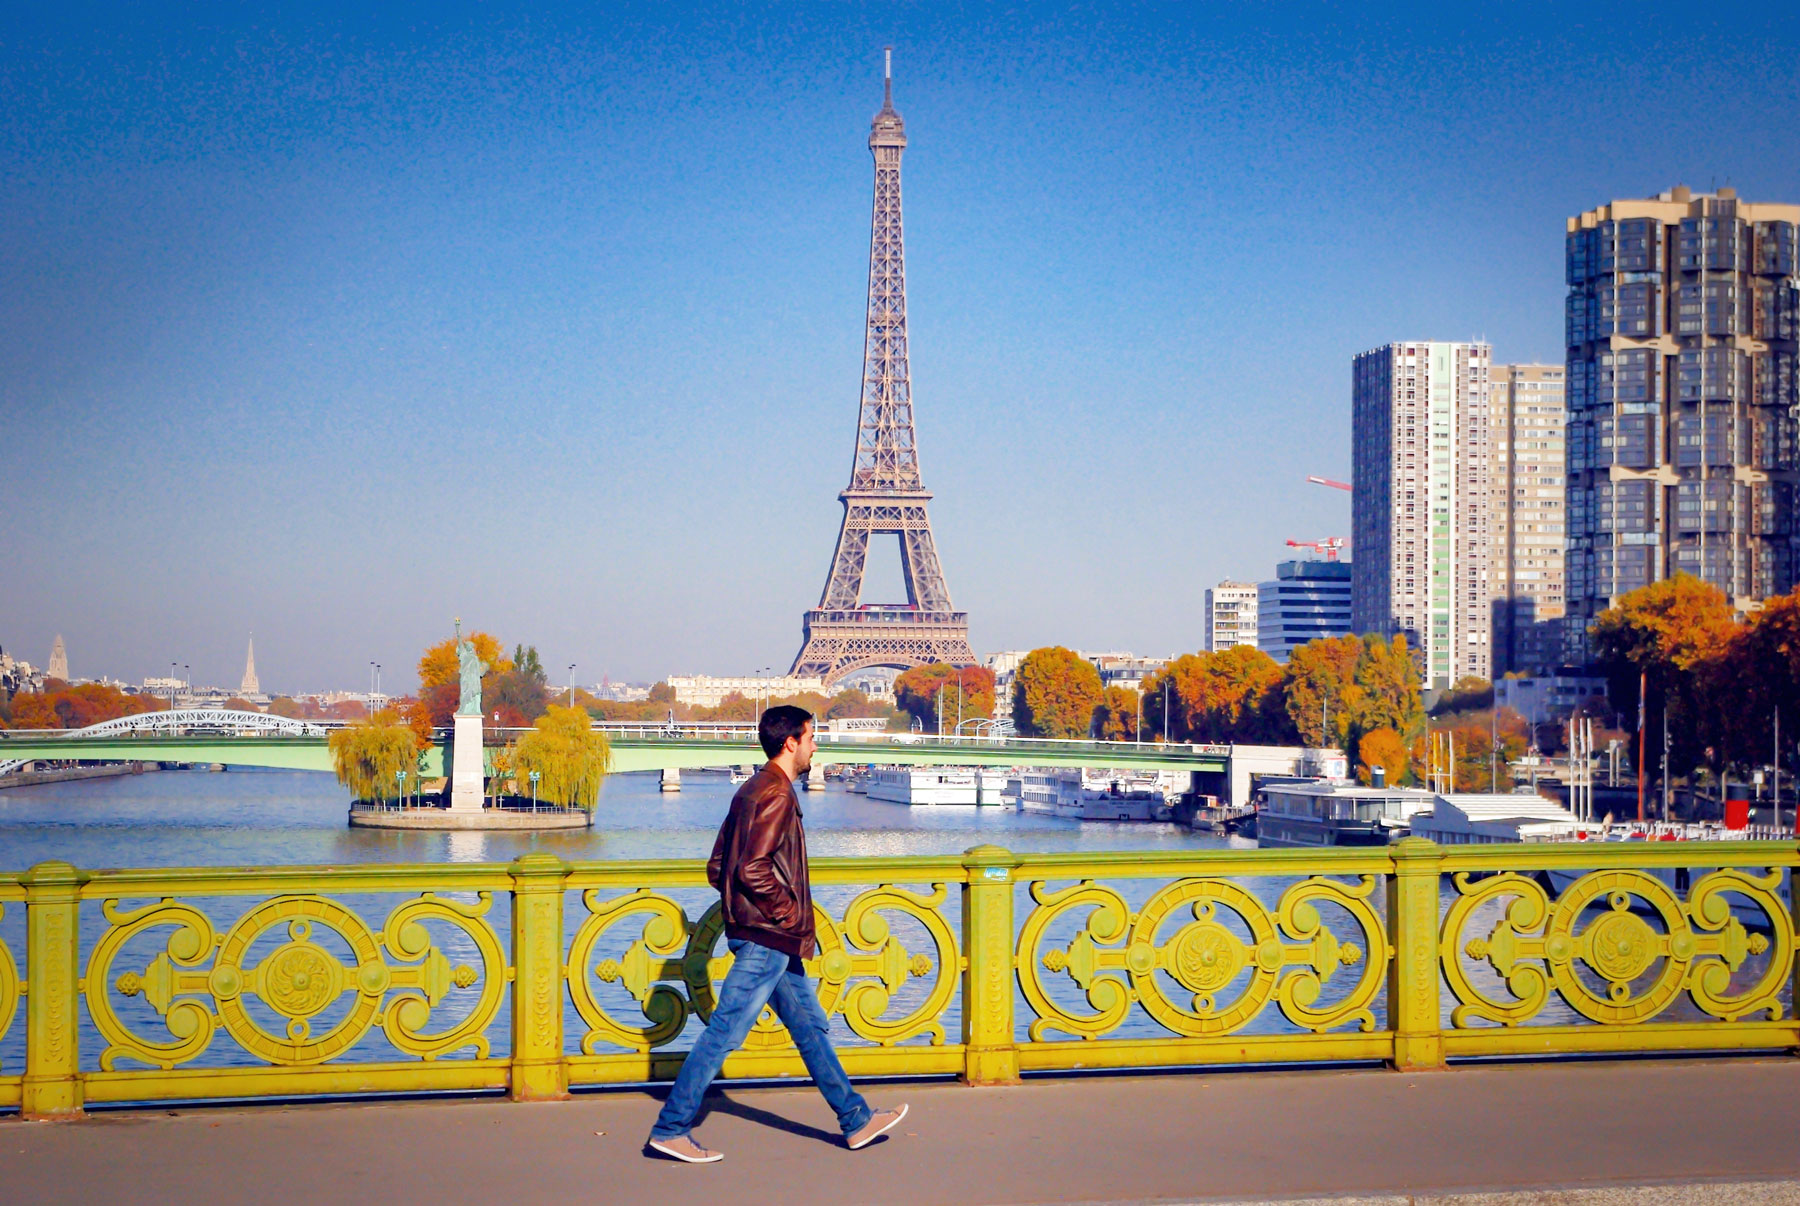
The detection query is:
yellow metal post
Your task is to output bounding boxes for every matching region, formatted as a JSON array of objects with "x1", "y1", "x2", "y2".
[
  {"x1": 961, "y1": 844, "x2": 1021, "y2": 1084},
  {"x1": 1388, "y1": 837, "x2": 1445, "y2": 1070},
  {"x1": 22, "y1": 860, "x2": 84, "y2": 1118},
  {"x1": 510, "y1": 853, "x2": 570, "y2": 1100}
]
